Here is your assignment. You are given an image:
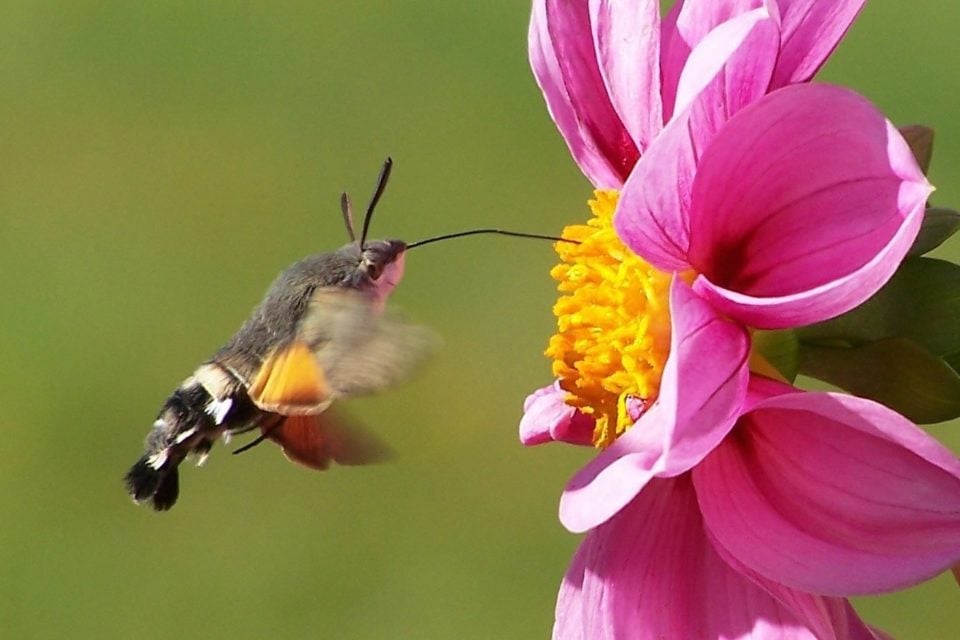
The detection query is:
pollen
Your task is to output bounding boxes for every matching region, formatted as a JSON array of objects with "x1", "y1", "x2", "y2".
[{"x1": 546, "y1": 190, "x2": 673, "y2": 449}]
